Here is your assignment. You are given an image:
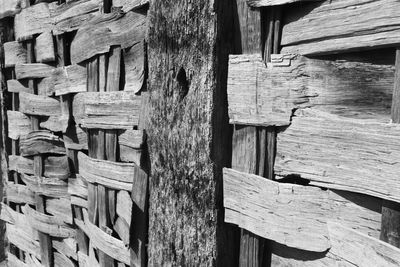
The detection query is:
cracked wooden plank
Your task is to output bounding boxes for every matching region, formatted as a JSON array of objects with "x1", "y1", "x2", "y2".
[
  {"x1": 276, "y1": 109, "x2": 400, "y2": 202},
  {"x1": 223, "y1": 168, "x2": 381, "y2": 251},
  {"x1": 281, "y1": 0, "x2": 400, "y2": 55},
  {"x1": 70, "y1": 11, "x2": 146, "y2": 64},
  {"x1": 227, "y1": 54, "x2": 394, "y2": 126},
  {"x1": 20, "y1": 130, "x2": 65, "y2": 156}
]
